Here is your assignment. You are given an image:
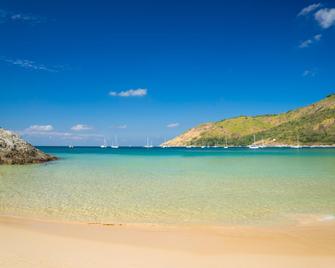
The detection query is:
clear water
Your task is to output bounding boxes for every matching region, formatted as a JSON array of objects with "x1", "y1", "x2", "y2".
[{"x1": 1, "y1": 147, "x2": 335, "y2": 225}]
